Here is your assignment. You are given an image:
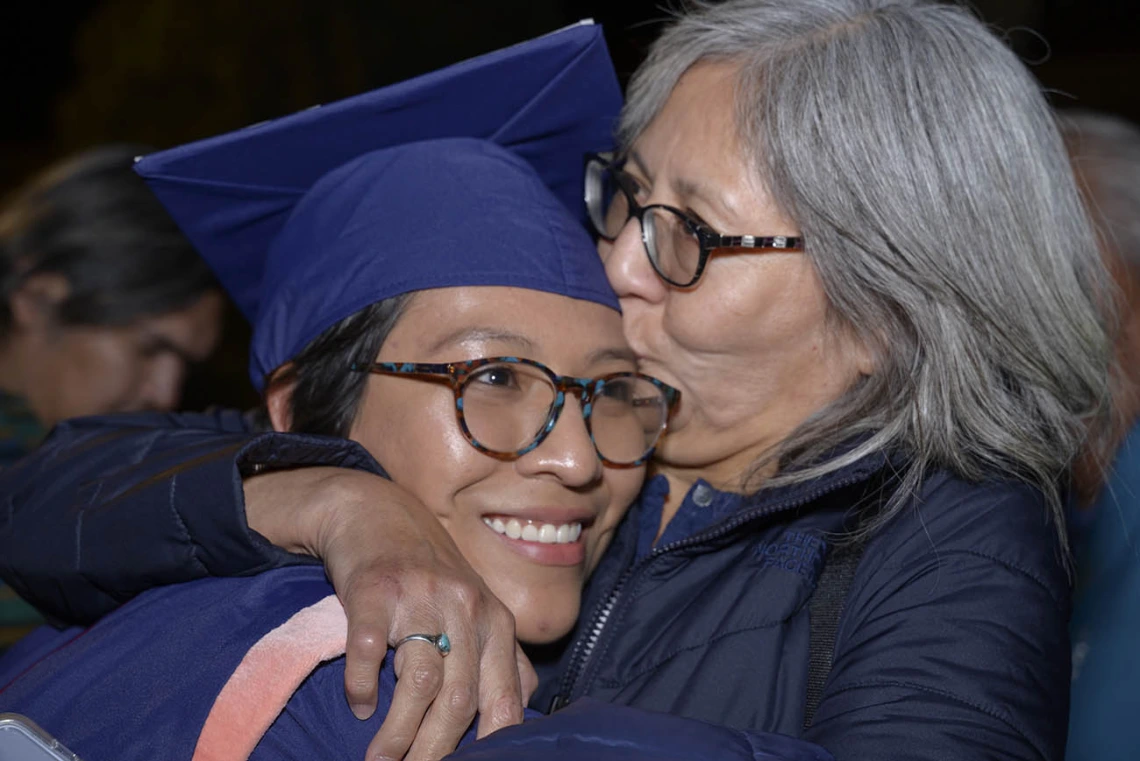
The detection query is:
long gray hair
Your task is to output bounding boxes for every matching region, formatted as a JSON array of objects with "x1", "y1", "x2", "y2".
[{"x1": 622, "y1": 0, "x2": 1114, "y2": 550}]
